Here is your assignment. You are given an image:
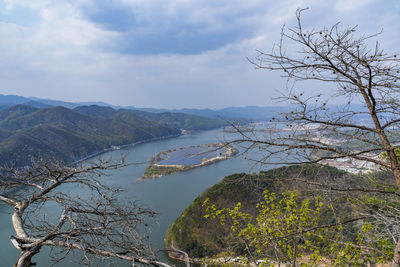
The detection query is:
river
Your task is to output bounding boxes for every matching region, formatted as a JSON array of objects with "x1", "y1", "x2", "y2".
[{"x1": 0, "y1": 128, "x2": 268, "y2": 266}]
